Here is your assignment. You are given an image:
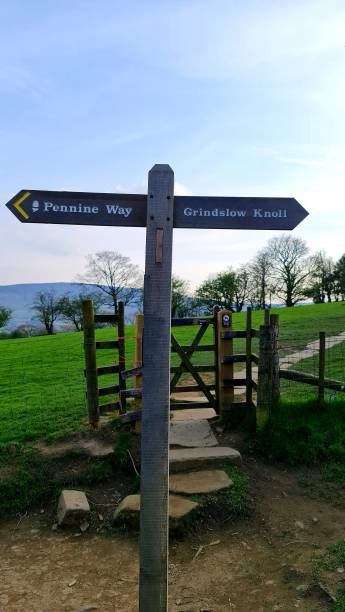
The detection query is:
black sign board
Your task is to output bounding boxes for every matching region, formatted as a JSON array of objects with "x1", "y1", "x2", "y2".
[{"x1": 6, "y1": 189, "x2": 308, "y2": 230}]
